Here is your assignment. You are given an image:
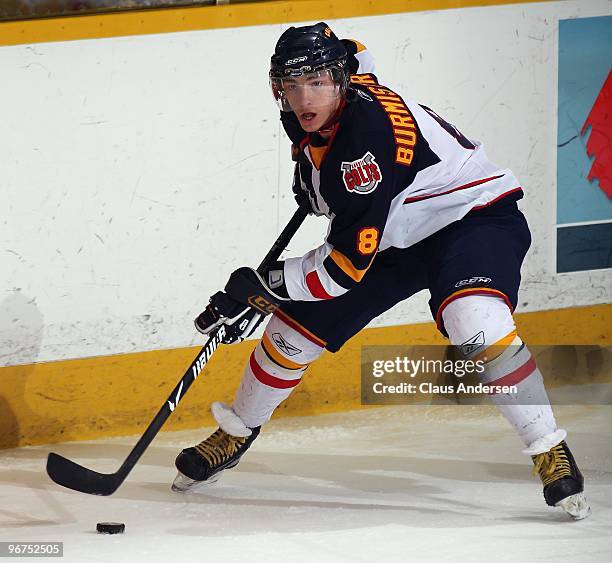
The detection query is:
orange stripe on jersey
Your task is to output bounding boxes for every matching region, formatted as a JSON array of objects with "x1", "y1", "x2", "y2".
[
  {"x1": 274, "y1": 309, "x2": 327, "y2": 348},
  {"x1": 329, "y1": 248, "x2": 374, "y2": 282},
  {"x1": 306, "y1": 111, "x2": 343, "y2": 170},
  {"x1": 308, "y1": 145, "x2": 326, "y2": 170},
  {"x1": 261, "y1": 333, "x2": 307, "y2": 370},
  {"x1": 436, "y1": 288, "x2": 513, "y2": 331},
  {"x1": 349, "y1": 39, "x2": 367, "y2": 53}
]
